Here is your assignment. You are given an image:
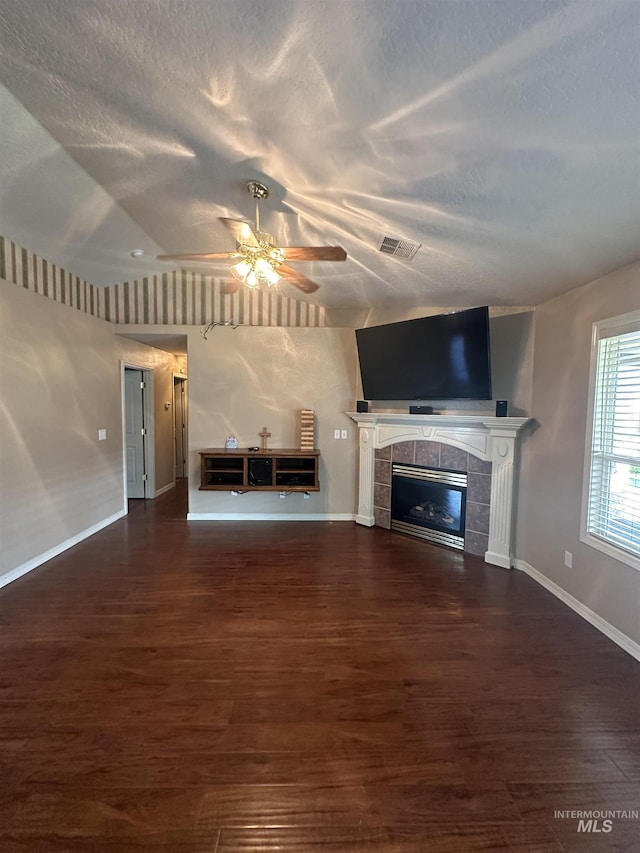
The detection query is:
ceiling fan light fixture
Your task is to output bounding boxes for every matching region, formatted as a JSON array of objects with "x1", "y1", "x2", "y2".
[
  {"x1": 230, "y1": 259, "x2": 252, "y2": 281},
  {"x1": 255, "y1": 258, "x2": 280, "y2": 285},
  {"x1": 159, "y1": 179, "x2": 346, "y2": 295},
  {"x1": 230, "y1": 255, "x2": 280, "y2": 289}
]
